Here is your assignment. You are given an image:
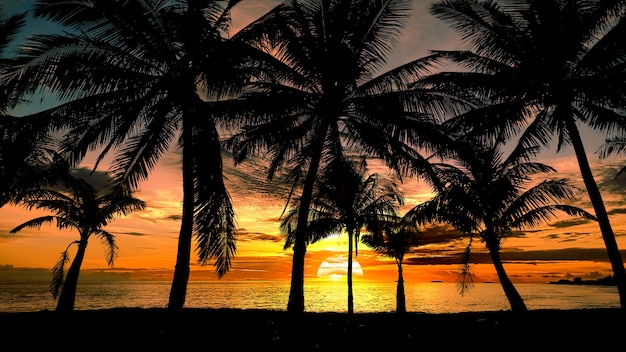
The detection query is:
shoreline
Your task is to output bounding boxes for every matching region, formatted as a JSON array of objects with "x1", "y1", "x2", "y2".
[{"x1": 2, "y1": 307, "x2": 624, "y2": 350}]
